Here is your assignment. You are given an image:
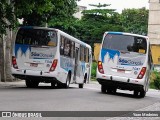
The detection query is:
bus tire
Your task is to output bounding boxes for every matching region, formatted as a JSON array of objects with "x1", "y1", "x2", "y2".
[
  {"x1": 79, "y1": 84, "x2": 83, "y2": 88},
  {"x1": 106, "y1": 88, "x2": 112, "y2": 94},
  {"x1": 25, "y1": 80, "x2": 39, "y2": 88},
  {"x1": 101, "y1": 85, "x2": 106, "y2": 93},
  {"x1": 84, "y1": 74, "x2": 87, "y2": 83},
  {"x1": 112, "y1": 88, "x2": 117, "y2": 94},
  {"x1": 51, "y1": 82, "x2": 56, "y2": 88},
  {"x1": 140, "y1": 90, "x2": 146, "y2": 98},
  {"x1": 133, "y1": 90, "x2": 139, "y2": 97},
  {"x1": 64, "y1": 73, "x2": 71, "y2": 88}
]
